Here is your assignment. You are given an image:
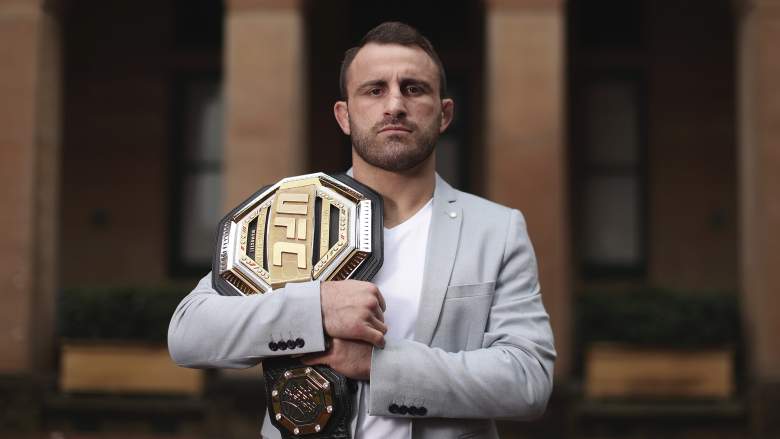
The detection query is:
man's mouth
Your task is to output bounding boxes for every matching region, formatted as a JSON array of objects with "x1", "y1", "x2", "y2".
[{"x1": 378, "y1": 125, "x2": 412, "y2": 134}]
